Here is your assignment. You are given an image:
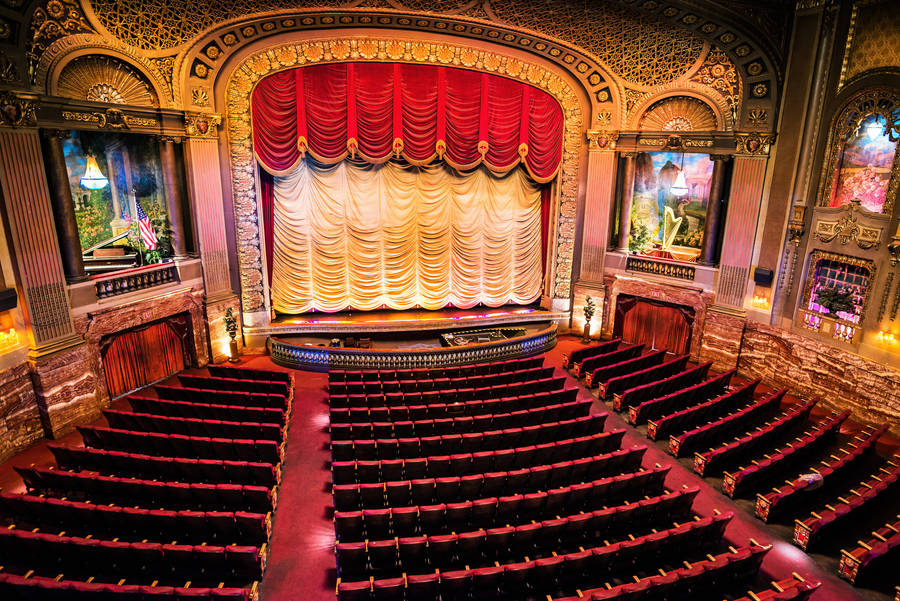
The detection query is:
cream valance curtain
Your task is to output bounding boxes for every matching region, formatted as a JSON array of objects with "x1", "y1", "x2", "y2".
[{"x1": 270, "y1": 160, "x2": 543, "y2": 313}]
